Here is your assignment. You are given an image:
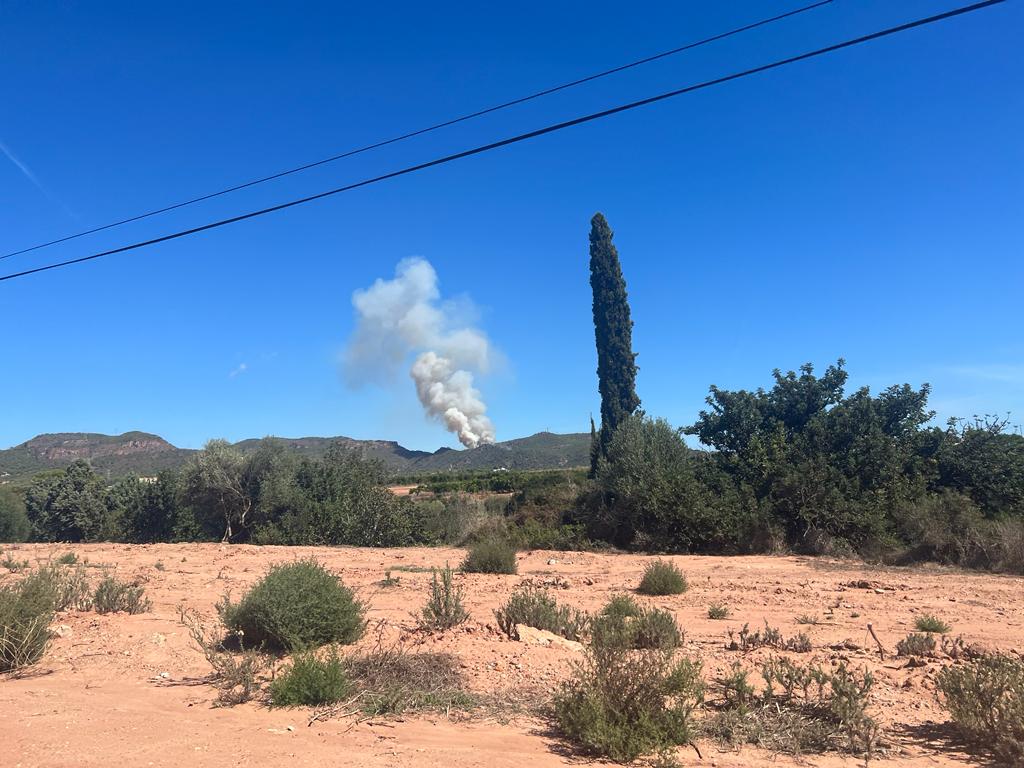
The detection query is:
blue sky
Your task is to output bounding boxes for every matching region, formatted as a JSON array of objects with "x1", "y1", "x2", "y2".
[{"x1": 1, "y1": 0, "x2": 1021, "y2": 451}]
